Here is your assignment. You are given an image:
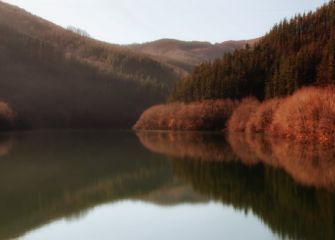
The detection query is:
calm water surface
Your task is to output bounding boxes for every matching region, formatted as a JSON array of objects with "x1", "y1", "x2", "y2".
[{"x1": 0, "y1": 130, "x2": 333, "y2": 240}]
